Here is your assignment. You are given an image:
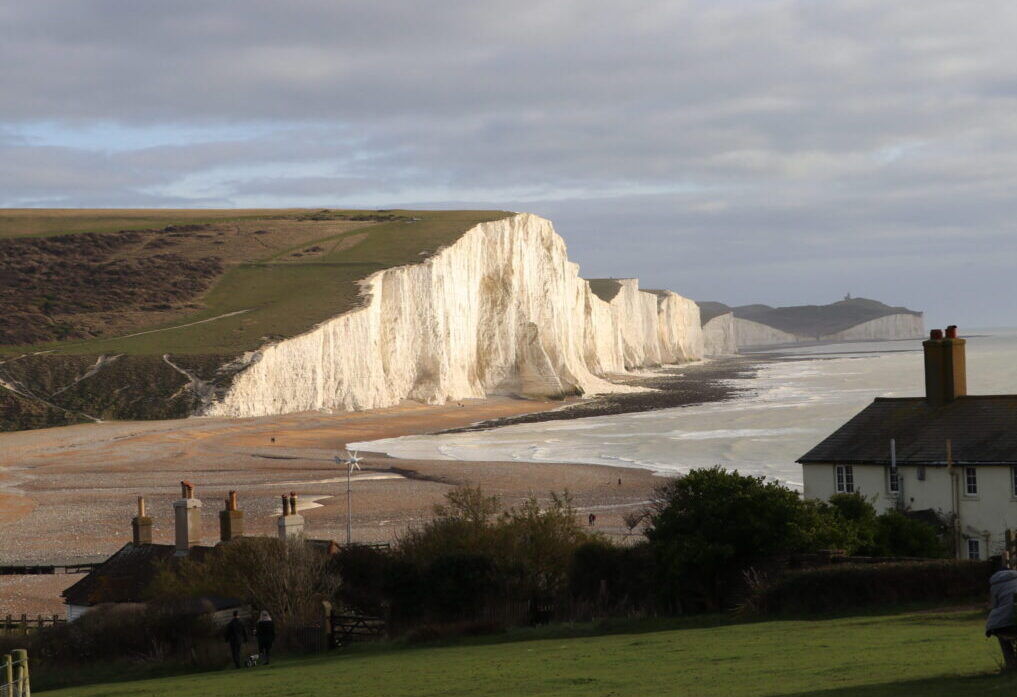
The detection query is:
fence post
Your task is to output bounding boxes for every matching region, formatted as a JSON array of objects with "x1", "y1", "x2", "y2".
[
  {"x1": 19, "y1": 616, "x2": 26, "y2": 639},
  {"x1": 12, "y1": 649, "x2": 28, "y2": 697},
  {"x1": 3, "y1": 654, "x2": 13, "y2": 697}
]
